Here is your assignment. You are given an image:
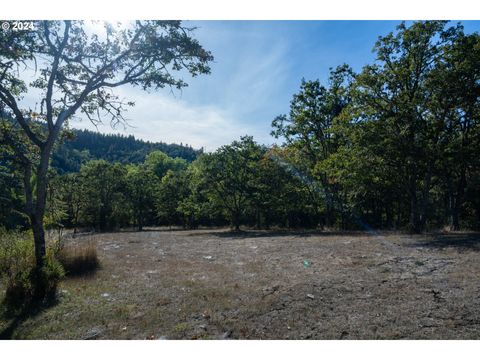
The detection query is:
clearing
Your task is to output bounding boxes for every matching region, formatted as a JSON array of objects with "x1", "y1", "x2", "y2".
[{"x1": 1, "y1": 229, "x2": 480, "y2": 339}]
